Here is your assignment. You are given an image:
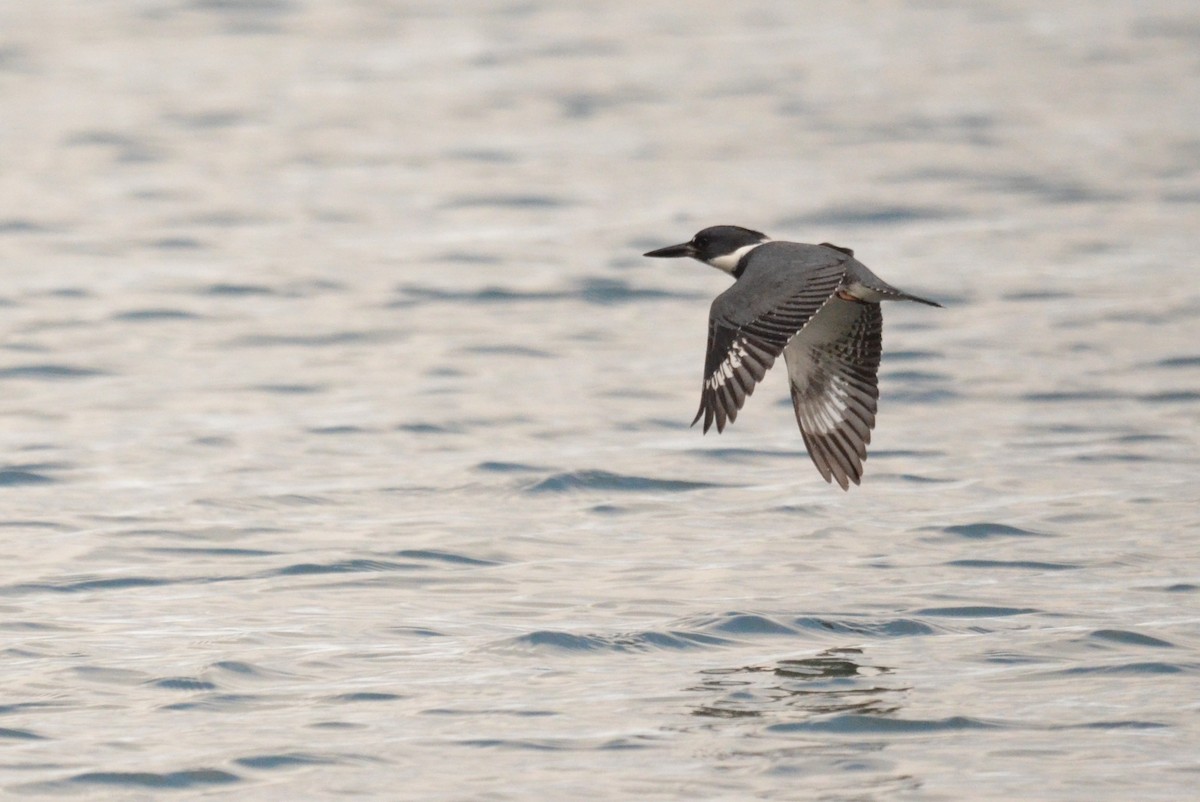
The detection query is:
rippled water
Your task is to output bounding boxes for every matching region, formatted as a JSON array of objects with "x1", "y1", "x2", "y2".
[{"x1": 2, "y1": 1, "x2": 1199, "y2": 799}]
